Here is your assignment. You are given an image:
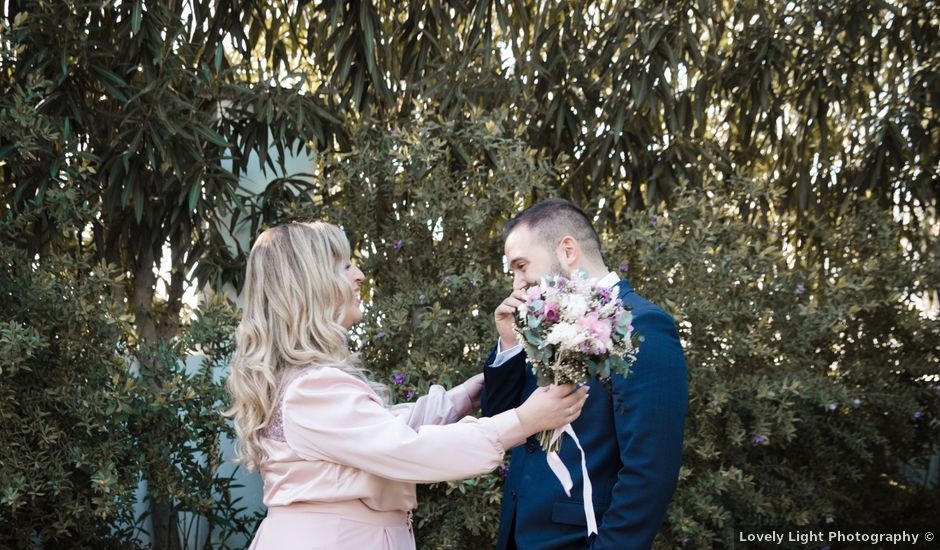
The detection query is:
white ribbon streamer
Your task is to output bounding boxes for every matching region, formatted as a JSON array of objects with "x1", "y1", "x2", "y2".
[{"x1": 545, "y1": 423, "x2": 597, "y2": 535}]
